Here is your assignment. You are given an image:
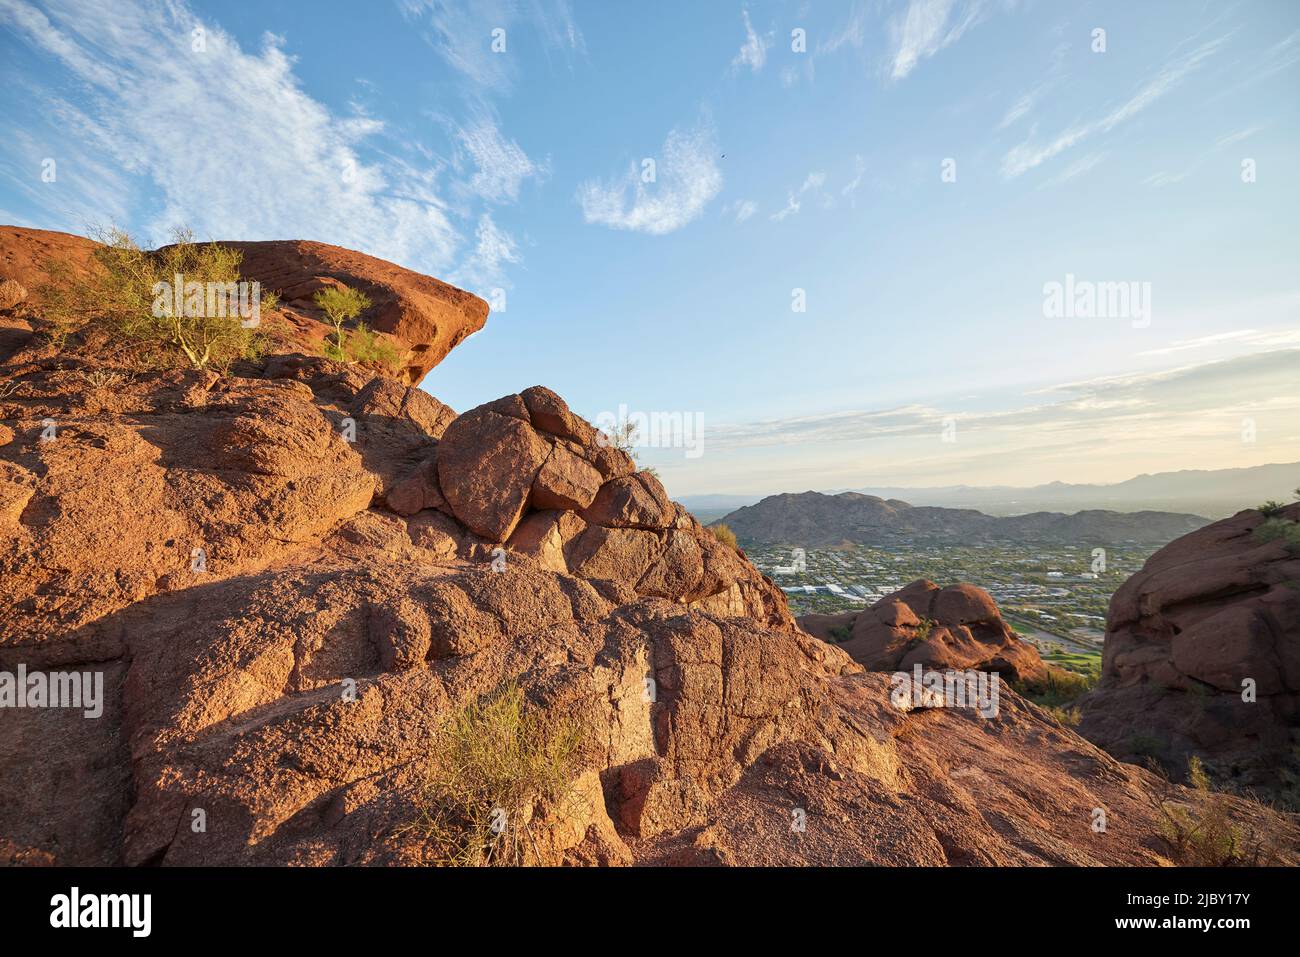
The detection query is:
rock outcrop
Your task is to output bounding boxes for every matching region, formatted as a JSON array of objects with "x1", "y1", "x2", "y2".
[
  {"x1": 0, "y1": 227, "x2": 488, "y2": 387},
  {"x1": 221, "y1": 240, "x2": 488, "y2": 386},
  {"x1": 2, "y1": 231, "x2": 1297, "y2": 866},
  {"x1": 799, "y1": 580, "x2": 1048, "y2": 682},
  {"x1": 1079, "y1": 504, "x2": 1300, "y2": 803}
]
